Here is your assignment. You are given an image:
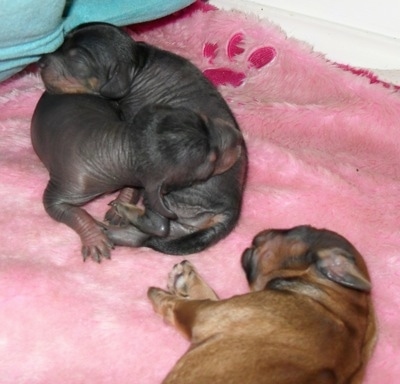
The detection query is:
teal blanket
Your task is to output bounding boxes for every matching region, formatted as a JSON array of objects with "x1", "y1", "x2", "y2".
[{"x1": 0, "y1": 0, "x2": 195, "y2": 81}]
